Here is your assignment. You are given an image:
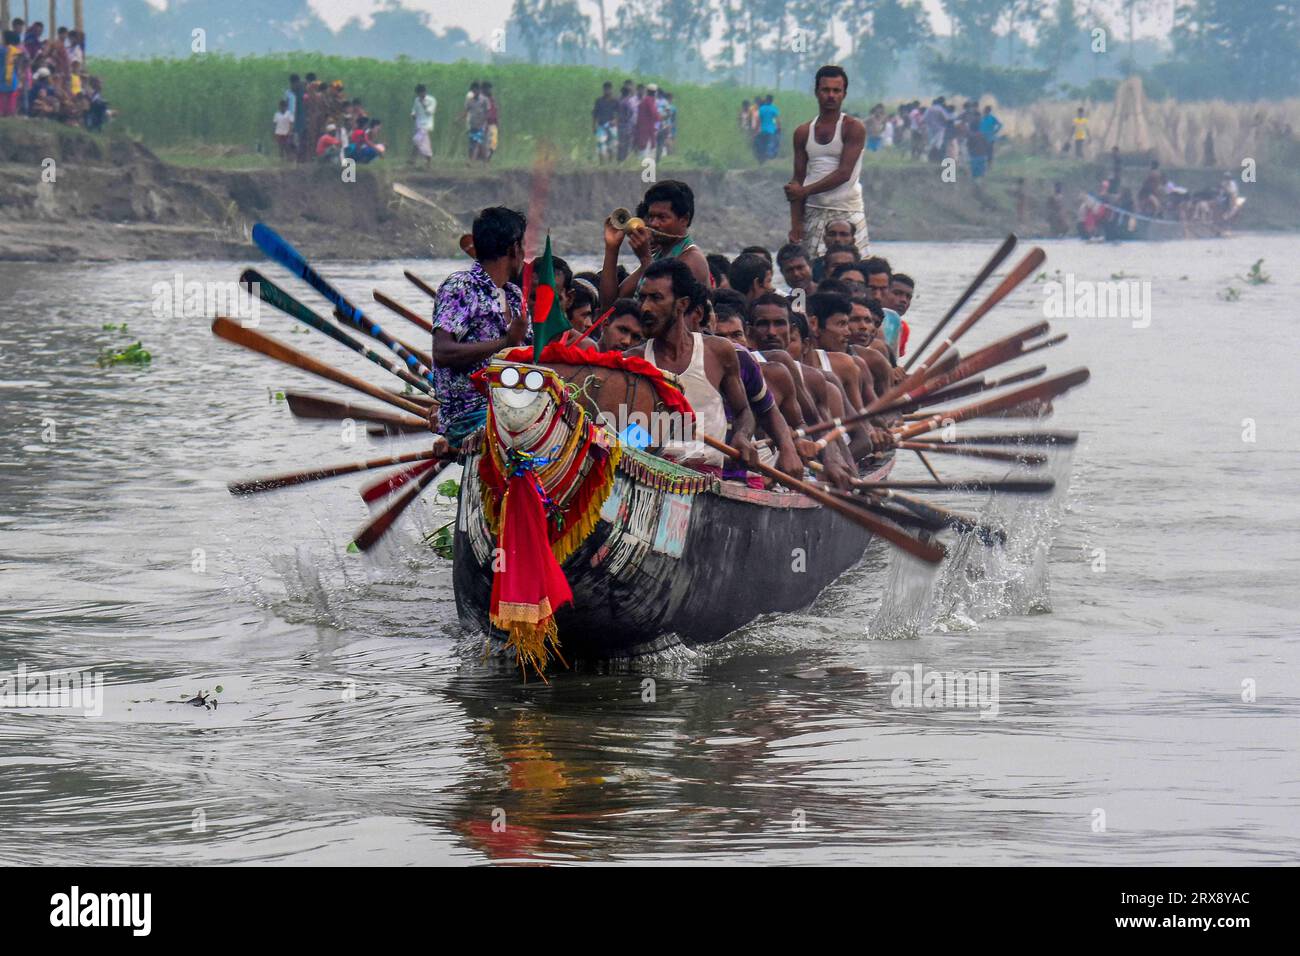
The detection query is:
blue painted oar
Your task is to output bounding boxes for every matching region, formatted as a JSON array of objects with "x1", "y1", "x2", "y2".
[
  {"x1": 252, "y1": 222, "x2": 436, "y2": 384},
  {"x1": 240, "y1": 268, "x2": 433, "y2": 395}
]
